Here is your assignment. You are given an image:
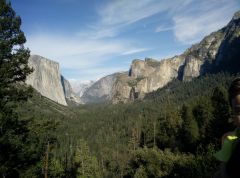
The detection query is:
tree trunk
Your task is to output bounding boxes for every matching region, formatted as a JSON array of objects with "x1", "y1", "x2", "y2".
[{"x1": 44, "y1": 141, "x2": 50, "y2": 178}]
